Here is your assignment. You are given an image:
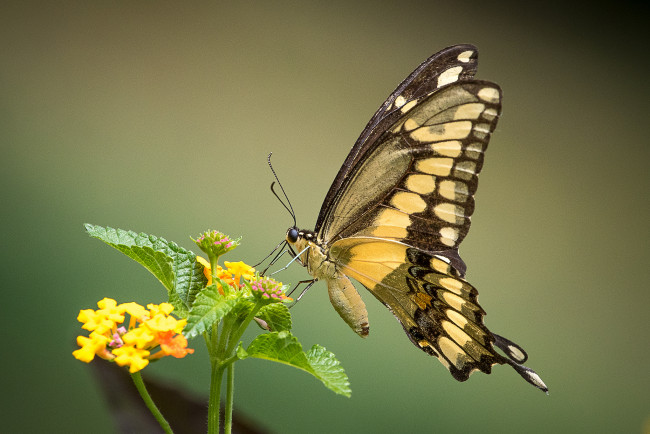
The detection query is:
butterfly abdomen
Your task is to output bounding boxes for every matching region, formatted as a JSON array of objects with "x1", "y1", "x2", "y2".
[{"x1": 326, "y1": 274, "x2": 369, "y2": 337}]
